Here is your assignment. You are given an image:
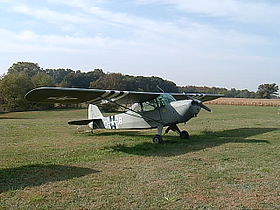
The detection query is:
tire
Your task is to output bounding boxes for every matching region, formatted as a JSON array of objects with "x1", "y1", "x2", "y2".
[
  {"x1": 180, "y1": 130, "x2": 189, "y2": 139},
  {"x1": 153, "y1": 135, "x2": 163, "y2": 144}
]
